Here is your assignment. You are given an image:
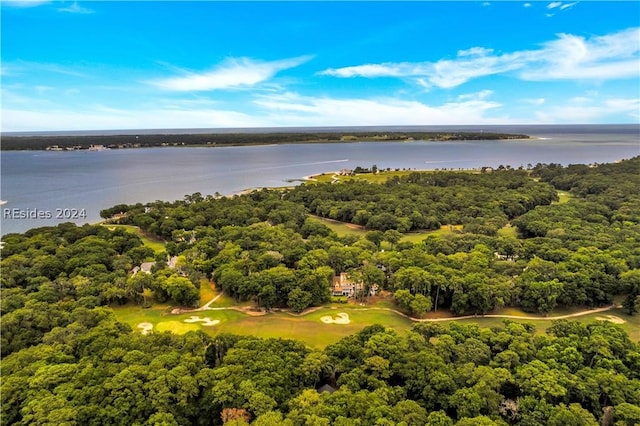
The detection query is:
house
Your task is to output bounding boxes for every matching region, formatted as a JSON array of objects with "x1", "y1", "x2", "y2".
[
  {"x1": 317, "y1": 384, "x2": 336, "y2": 394},
  {"x1": 332, "y1": 272, "x2": 381, "y2": 298},
  {"x1": 167, "y1": 256, "x2": 179, "y2": 269},
  {"x1": 140, "y1": 262, "x2": 154, "y2": 273},
  {"x1": 332, "y1": 272, "x2": 358, "y2": 297},
  {"x1": 131, "y1": 261, "x2": 153, "y2": 275}
]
